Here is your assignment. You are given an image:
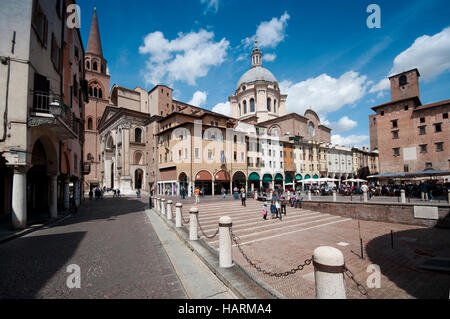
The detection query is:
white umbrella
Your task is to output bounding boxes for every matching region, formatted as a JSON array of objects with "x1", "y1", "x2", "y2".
[{"x1": 343, "y1": 178, "x2": 367, "y2": 183}]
